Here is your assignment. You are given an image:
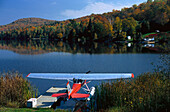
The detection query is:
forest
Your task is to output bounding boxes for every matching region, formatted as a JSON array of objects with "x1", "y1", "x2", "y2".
[{"x1": 0, "y1": 0, "x2": 169, "y2": 43}]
